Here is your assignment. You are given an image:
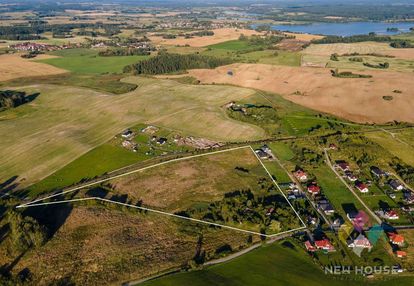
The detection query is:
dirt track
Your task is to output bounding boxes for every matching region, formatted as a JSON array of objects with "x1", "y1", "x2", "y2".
[{"x1": 189, "y1": 63, "x2": 414, "y2": 123}]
